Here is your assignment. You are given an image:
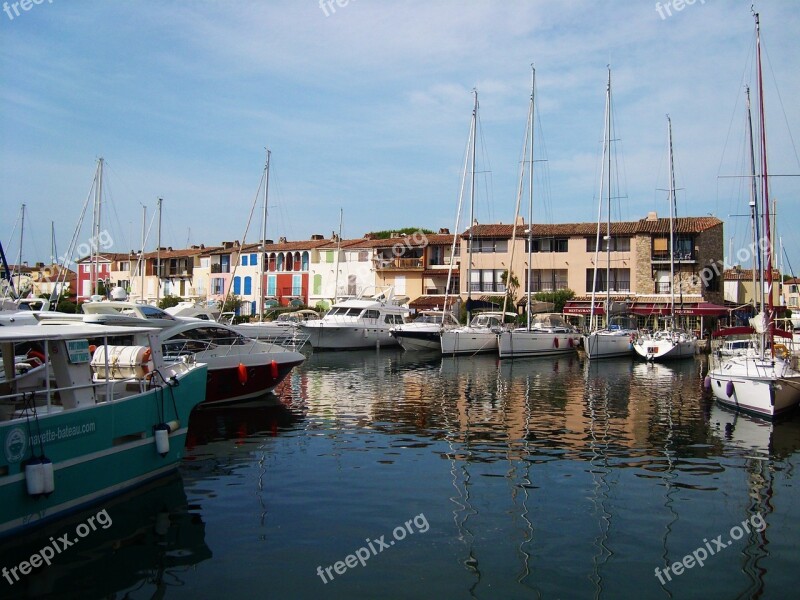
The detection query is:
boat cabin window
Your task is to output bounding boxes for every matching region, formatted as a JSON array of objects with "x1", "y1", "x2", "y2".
[
  {"x1": 362, "y1": 310, "x2": 380, "y2": 320},
  {"x1": 384, "y1": 314, "x2": 405, "y2": 325},
  {"x1": 345, "y1": 308, "x2": 362, "y2": 317},
  {"x1": 139, "y1": 305, "x2": 176, "y2": 320}
]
